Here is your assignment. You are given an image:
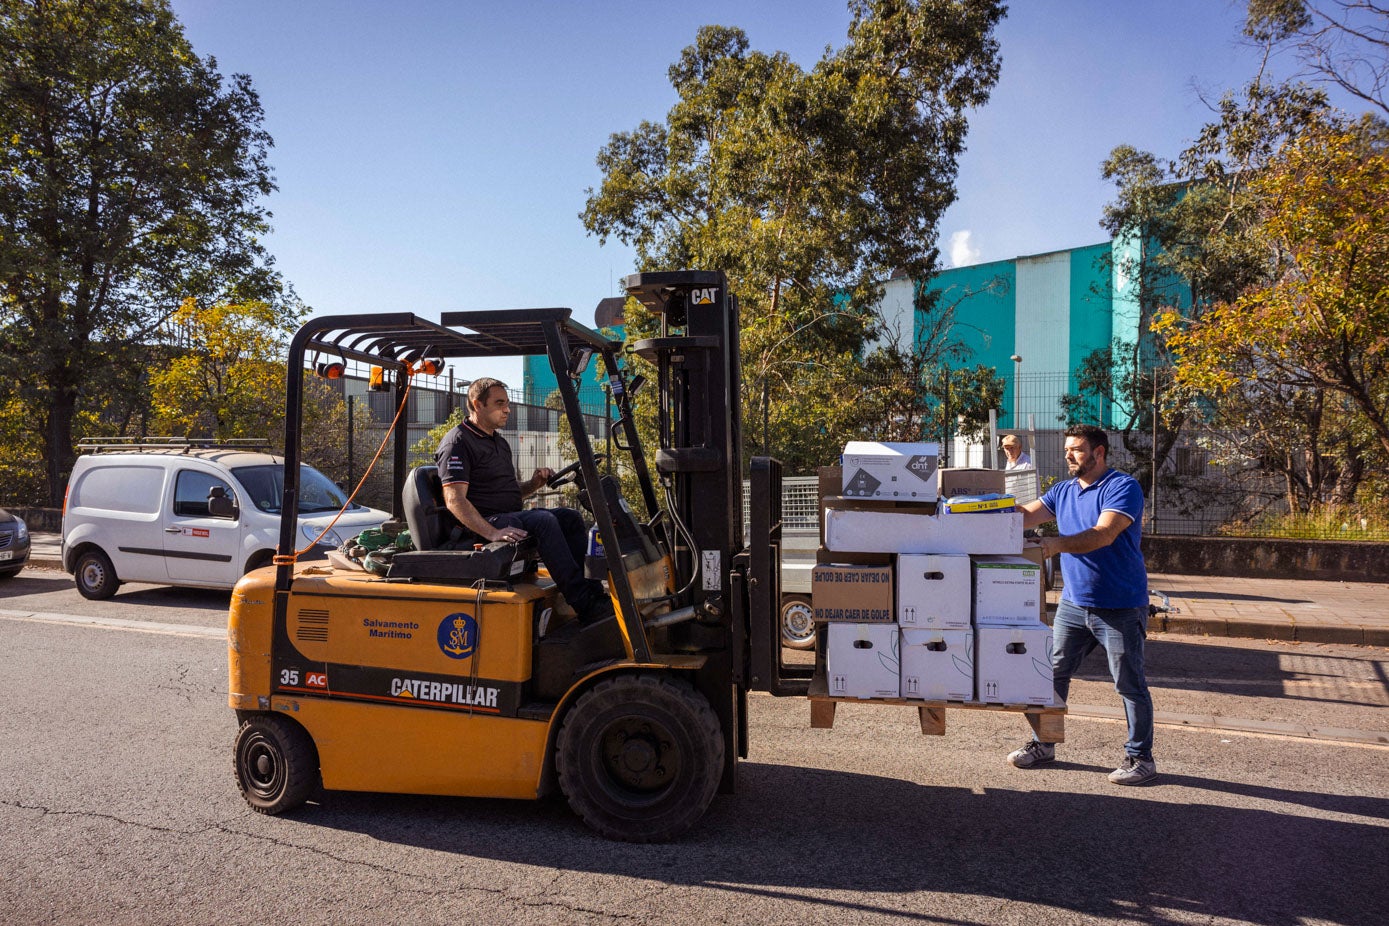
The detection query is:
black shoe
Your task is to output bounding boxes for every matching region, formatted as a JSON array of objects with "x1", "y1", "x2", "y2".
[{"x1": 579, "y1": 597, "x2": 616, "y2": 625}]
